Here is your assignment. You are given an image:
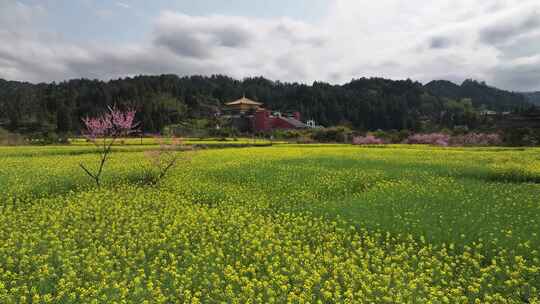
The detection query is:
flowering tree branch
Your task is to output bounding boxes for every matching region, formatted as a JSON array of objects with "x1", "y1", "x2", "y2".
[{"x1": 79, "y1": 106, "x2": 138, "y2": 187}]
